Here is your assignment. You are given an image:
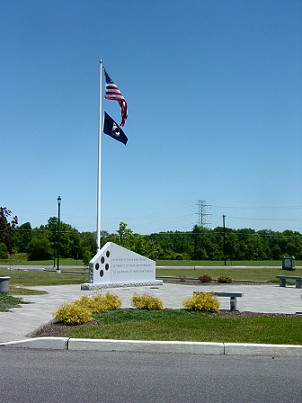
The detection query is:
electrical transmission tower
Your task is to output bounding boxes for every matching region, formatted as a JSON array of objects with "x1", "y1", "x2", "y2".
[{"x1": 196, "y1": 200, "x2": 212, "y2": 227}]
